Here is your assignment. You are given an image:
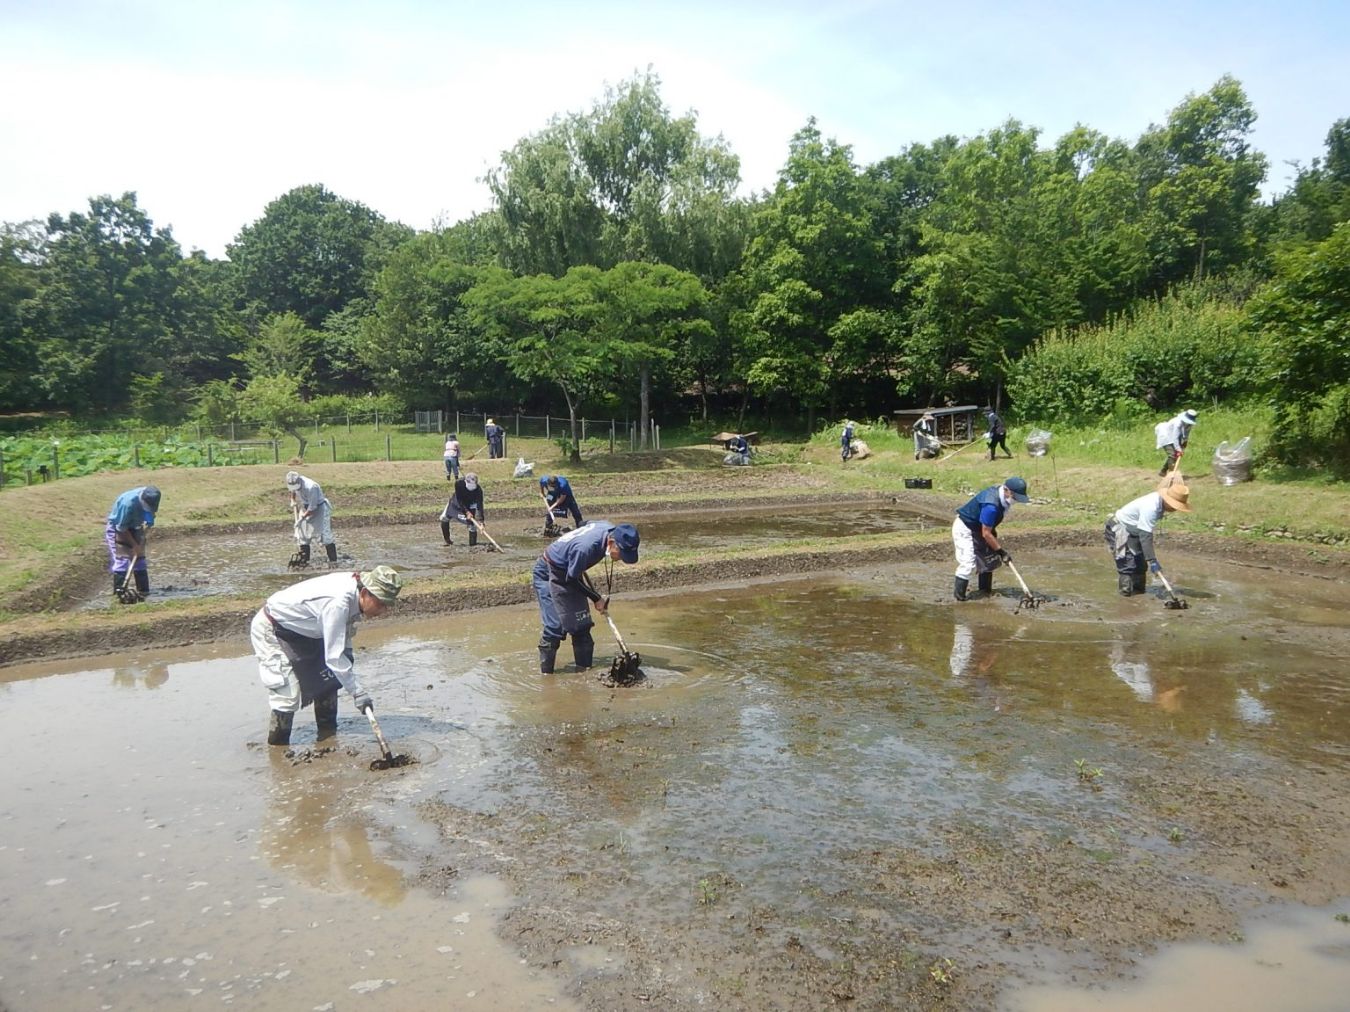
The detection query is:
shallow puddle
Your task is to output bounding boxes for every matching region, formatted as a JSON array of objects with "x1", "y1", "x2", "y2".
[
  {"x1": 75, "y1": 501, "x2": 932, "y2": 608},
  {"x1": 6, "y1": 547, "x2": 1350, "y2": 1008}
]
